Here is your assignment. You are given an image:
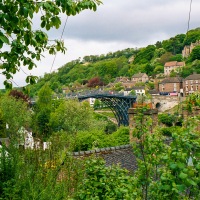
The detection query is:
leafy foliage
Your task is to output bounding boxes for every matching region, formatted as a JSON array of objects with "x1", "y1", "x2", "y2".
[
  {"x1": 0, "y1": 0, "x2": 102, "y2": 88},
  {"x1": 158, "y1": 113, "x2": 175, "y2": 126},
  {"x1": 87, "y1": 76, "x2": 104, "y2": 88},
  {"x1": 0, "y1": 94, "x2": 31, "y2": 137},
  {"x1": 75, "y1": 158, "x2": 138, "y2": 200},
  {"x1": 73, "y1": 126, "x2": 129, "y2": 151},
  {"x1": 0, "y1": 136, "x2": 85, "y2": 200},
  {"x1": 131, "y1": 106, "x2": 200, "y2": 199}
]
